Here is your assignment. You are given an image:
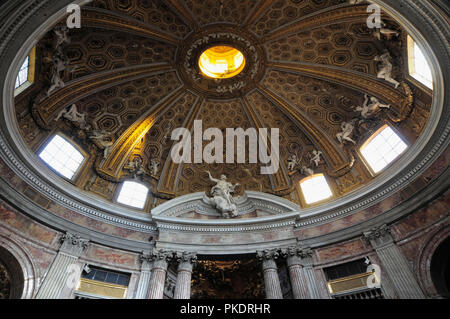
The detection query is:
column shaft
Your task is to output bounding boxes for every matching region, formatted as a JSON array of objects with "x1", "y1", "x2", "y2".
[
  {"x1": 135, "y1": 270, "x2": 151, "y2": 299},
  {"x1": 364, "y1": 224, "x2": 425, "y2": 299},
  {"x1": 36, "y1": 252, "x2": 77, "y2": 299},
  {"x1": 35, "y1": 233, "x2": 88, "y2": 299},
  {"x1": 262, "y1": 259, "x2": 283, "y2": 299},
  {"x1": 376, "y1": 244, "x2": 424, "y2": 299},
  {"x1": 303, "y1": 266, "x2": 321, "y2": 299},
  {"x1": 148, "y1": 262, "x2": 168, "y2": 299},
  {"x1": 287, "y1": 263, "x2": 309, "y2": 299},
  {"x1": 174, "y1": 270, "x2": 192, "y2": 299}
]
